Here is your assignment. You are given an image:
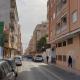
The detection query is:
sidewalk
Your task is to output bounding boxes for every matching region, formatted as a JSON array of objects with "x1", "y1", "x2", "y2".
[{"x1": 48, "y1": 62, "x2": 80, "y2": 76}]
